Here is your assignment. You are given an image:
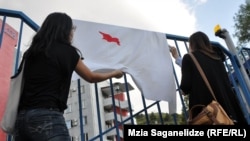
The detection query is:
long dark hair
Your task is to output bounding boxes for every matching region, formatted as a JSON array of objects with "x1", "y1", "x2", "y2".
[
  {"x1": 25, "y1": 12, "x2": 82, "y2": 59},
  {"x1": 189, "y1": 31, "x2": 221, "y2": 60}
]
